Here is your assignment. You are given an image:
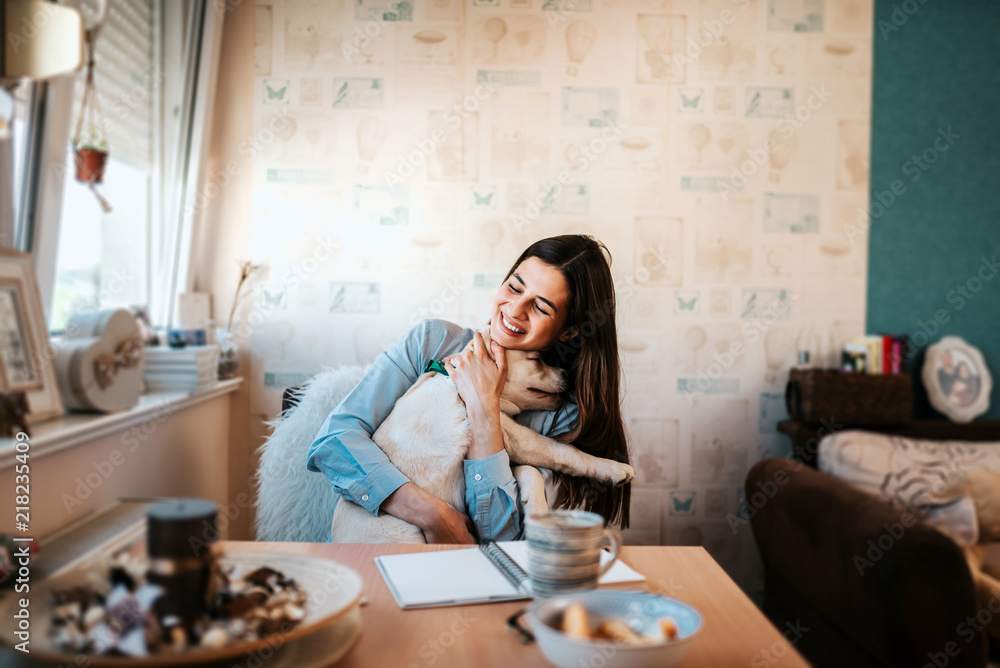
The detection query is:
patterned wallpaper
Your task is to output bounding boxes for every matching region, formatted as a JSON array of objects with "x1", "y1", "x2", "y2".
[{"x1": 248, "y1": 0, "x2": 873, "y2": 595}]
